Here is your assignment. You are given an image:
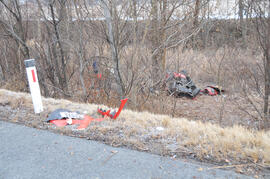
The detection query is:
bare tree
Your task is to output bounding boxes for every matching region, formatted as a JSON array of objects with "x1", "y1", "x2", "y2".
[
  {"x1": 0, "y1": 0, "x2": 30, "y2": 59},
  {"x1": 238, "y1": 0, "x2": 247, "y2": 46},
  {"x1": 36, "y1": 0, "x2": 71, "y2": 97},
  {"x1": 149, "y1": 0, "x2": 209, "y2": 87},
  {"x1": 99, "y1": 0, "x2": 134, "y2": 97},
  {"x1": 150, "y1": 0, "x2": 167, "y2": 85},
  {"x1": 249, "y1": 0, "x2": 270, "y2": 127}
]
